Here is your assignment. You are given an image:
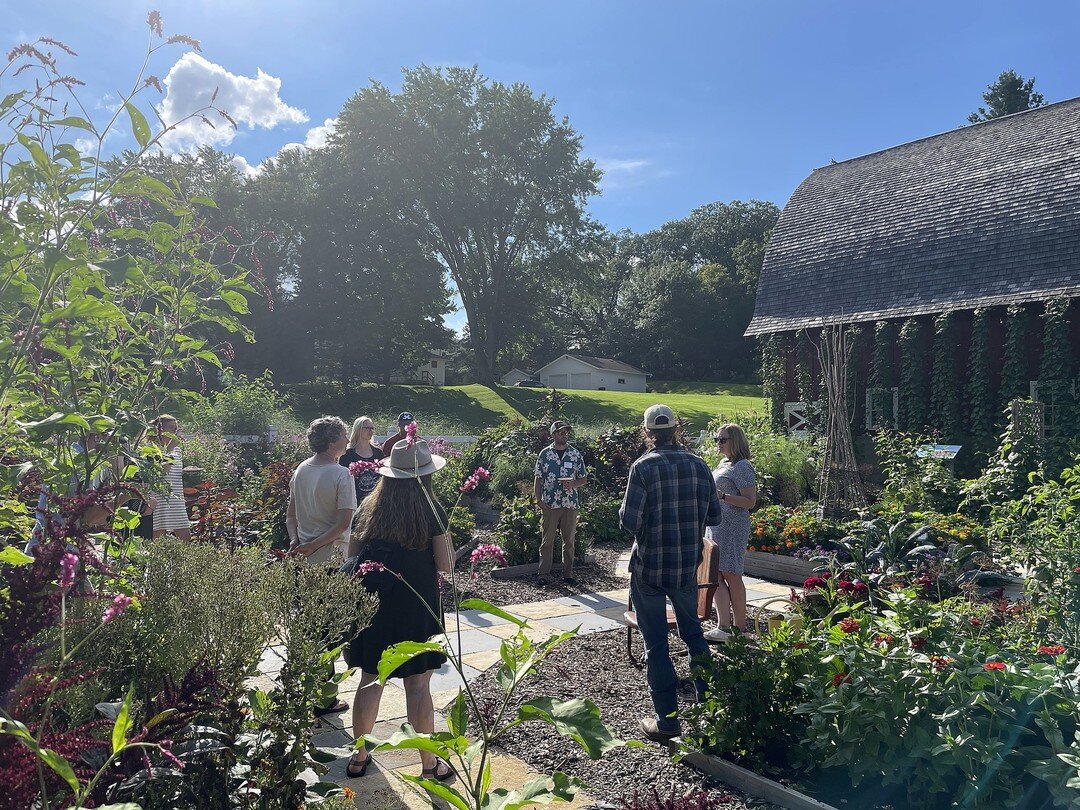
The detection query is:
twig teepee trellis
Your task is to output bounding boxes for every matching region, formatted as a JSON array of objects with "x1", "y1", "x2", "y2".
[{"x1": 814, "y1": 324, "x2": 866, "y2": 519}]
